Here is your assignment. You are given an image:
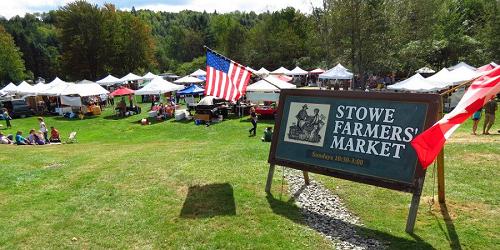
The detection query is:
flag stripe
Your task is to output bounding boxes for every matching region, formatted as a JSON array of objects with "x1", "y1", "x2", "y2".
[{"x1": 204, "y1": 50, "x2": 251, "y2": 102}]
